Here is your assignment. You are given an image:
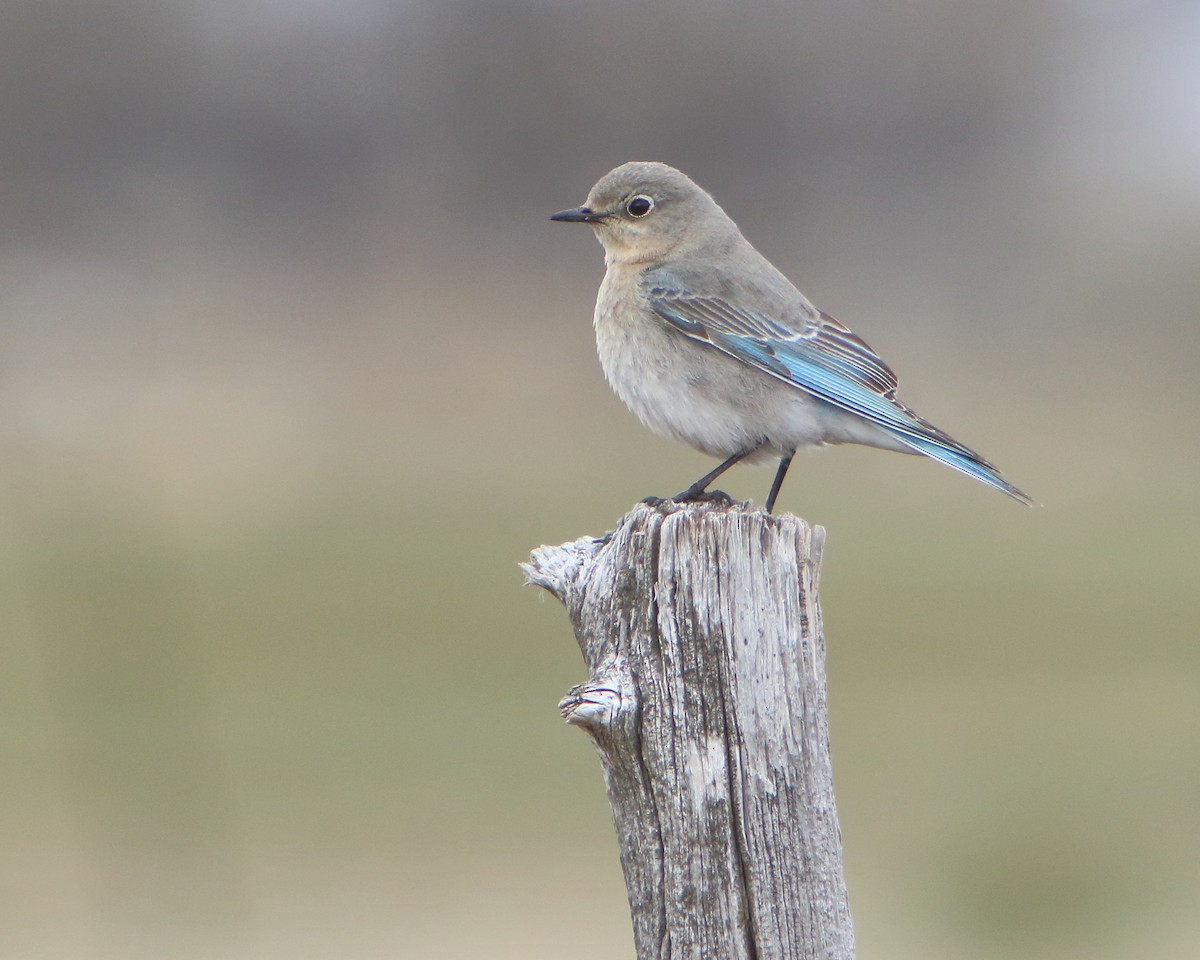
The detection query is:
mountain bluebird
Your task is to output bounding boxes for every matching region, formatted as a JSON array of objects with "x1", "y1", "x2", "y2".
[{"x1": 551, "y1": 161, "x2": 1032, "y2": 512}]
